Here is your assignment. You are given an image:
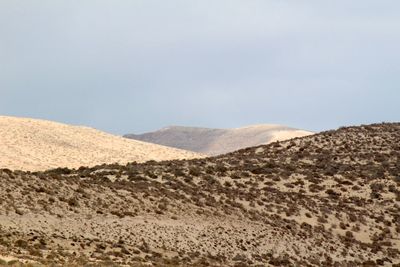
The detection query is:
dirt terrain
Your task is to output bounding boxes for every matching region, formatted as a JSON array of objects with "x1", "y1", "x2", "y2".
[
  {"x1": 124, "y1": 125, "x2": 312, "y2": 156},
  {"x1": 0, "y1": 116, "x2": 201, "y2": 171},
  {"x1": 0, "y1": 123, "x2": 399, "y2": 266}
]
